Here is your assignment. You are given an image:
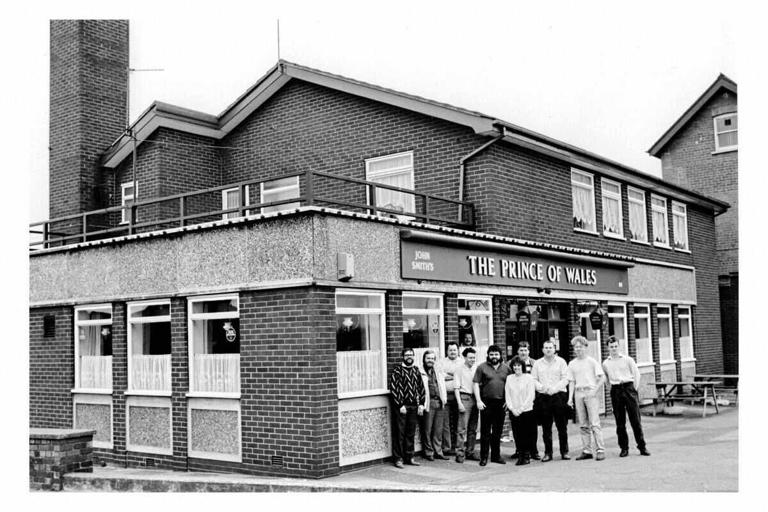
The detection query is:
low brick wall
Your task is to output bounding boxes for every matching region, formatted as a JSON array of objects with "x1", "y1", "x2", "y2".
[{"x1": 30, "y1": 428, "x2": 96, "y2": 491}]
